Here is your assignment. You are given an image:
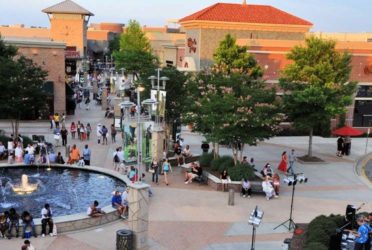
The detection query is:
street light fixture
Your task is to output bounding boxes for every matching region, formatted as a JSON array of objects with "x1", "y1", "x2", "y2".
[
  {"x1": 249, "y1": 206, "x2": 264, "y2": 250},
  {"x1": 148, "y1": 69, "x2": 169, "y2": 125}
]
